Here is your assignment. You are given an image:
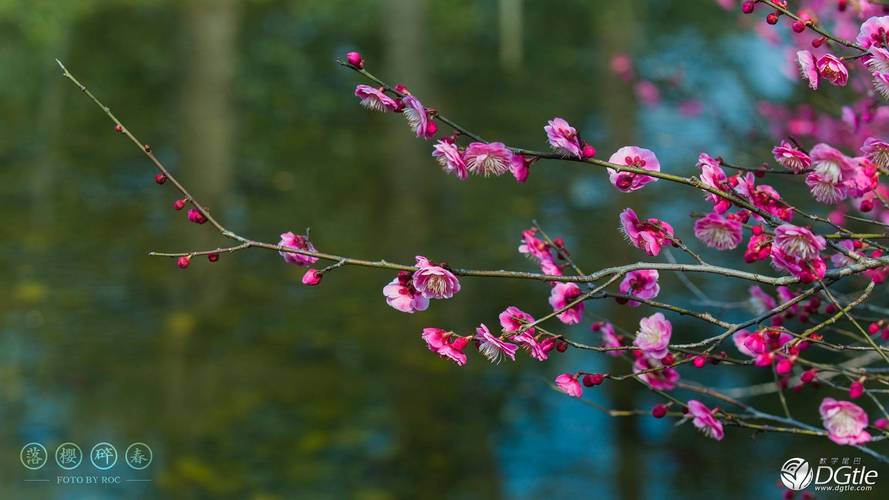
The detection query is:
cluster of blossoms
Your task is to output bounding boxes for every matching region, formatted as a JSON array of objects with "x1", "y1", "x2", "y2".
[{"x1": 102, "y1": 10, "x2": 889, "y2": 464}]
